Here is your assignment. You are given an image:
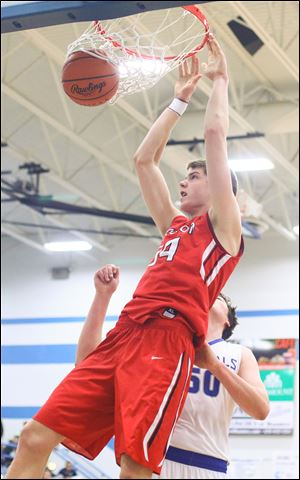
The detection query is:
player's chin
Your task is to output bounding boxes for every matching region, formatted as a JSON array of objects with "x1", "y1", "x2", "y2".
[{"x1": 180, "y1": 199, "x2": 192, "y2": 214}]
